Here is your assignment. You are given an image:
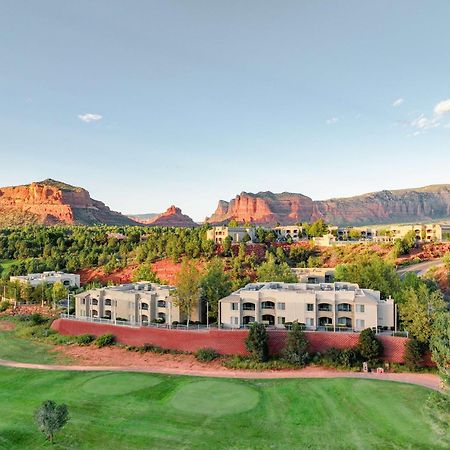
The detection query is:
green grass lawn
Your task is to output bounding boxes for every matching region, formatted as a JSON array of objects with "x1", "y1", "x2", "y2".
[
  {"x1": 0, "y1": 368, "x2": 446, "y2": 450},
  {"x1": 0, "y1": 325, "x2": 70, "y2": 365}
]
